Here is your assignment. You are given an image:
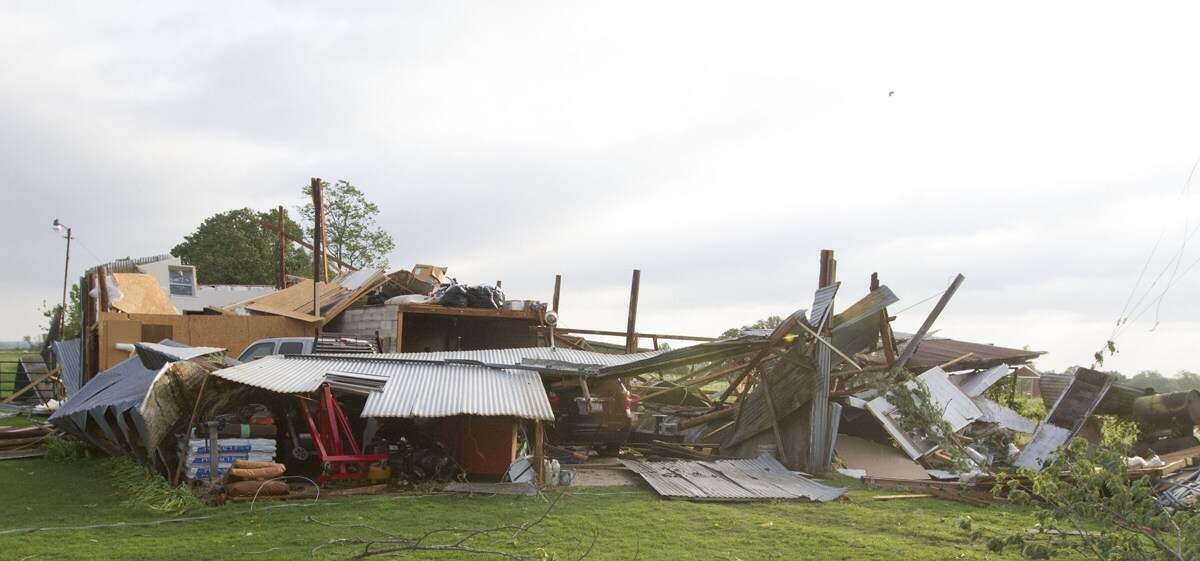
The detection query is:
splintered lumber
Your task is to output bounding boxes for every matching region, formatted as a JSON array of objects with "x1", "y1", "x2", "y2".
[
  {"x1": 794, "y1": 320, "x2": 863, "y2": 371},
  {"x1": 719, "y1": 309, "x2": 806, "y2": 406},
  {"x1": 863, "y1": 477, "x2": 1000, "y2": 506},
  {"x1": 678, "y1": 406, "x2": 737, "y2": 430},
  {"x1": 873, "y1": 494, "x2": 933, "y2": 501},
  {"x1": 638, "y1": 361, "x2": 748, "y2": 401},
  {"x1": 726, "y1": 339, "x2": 817, "y2": 448}
]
